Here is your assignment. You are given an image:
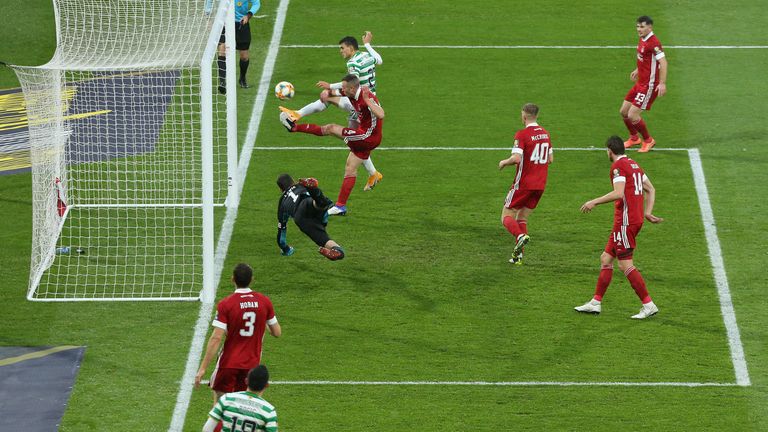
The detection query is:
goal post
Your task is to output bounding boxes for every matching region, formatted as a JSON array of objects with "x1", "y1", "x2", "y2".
[{"x1": 13, "y1": 0, "x2": 239, "y2": 301}]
